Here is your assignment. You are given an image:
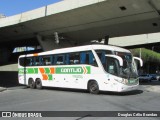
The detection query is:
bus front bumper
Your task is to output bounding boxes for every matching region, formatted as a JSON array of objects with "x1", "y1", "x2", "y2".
[{"x1": 117, "y1": 84, "x2": 139, "y2": 92}]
